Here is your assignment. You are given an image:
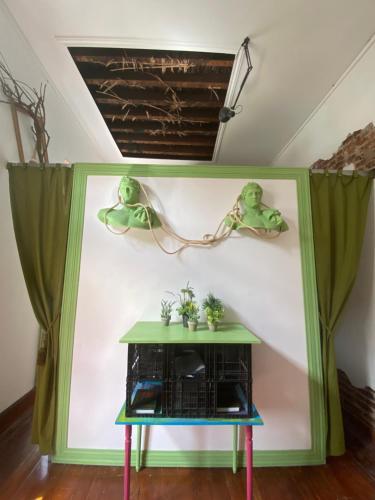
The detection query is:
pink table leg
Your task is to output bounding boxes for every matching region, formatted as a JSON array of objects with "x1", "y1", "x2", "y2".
[
  {"x1": 245, "y1": 426, "x2": 253, "y2": 500},
  {"x1": 124, "y1": 425, "x2": 132, "y2": 500}
]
